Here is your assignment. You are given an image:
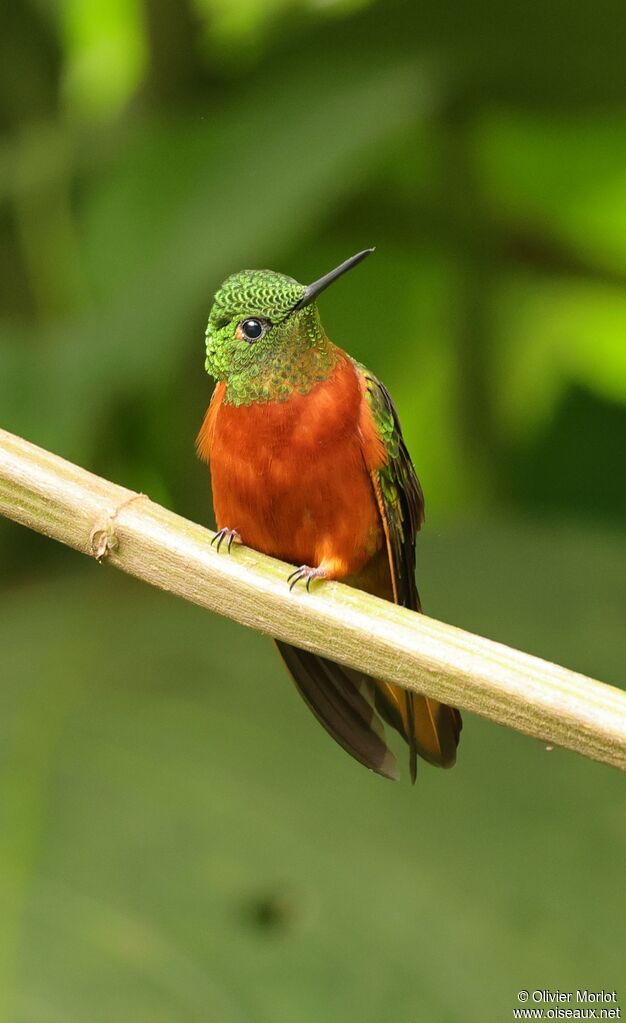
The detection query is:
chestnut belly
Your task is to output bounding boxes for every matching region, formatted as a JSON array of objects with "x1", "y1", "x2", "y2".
[{"x1": 210, "y1": 397, "x2": 383, "y2": 578}]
